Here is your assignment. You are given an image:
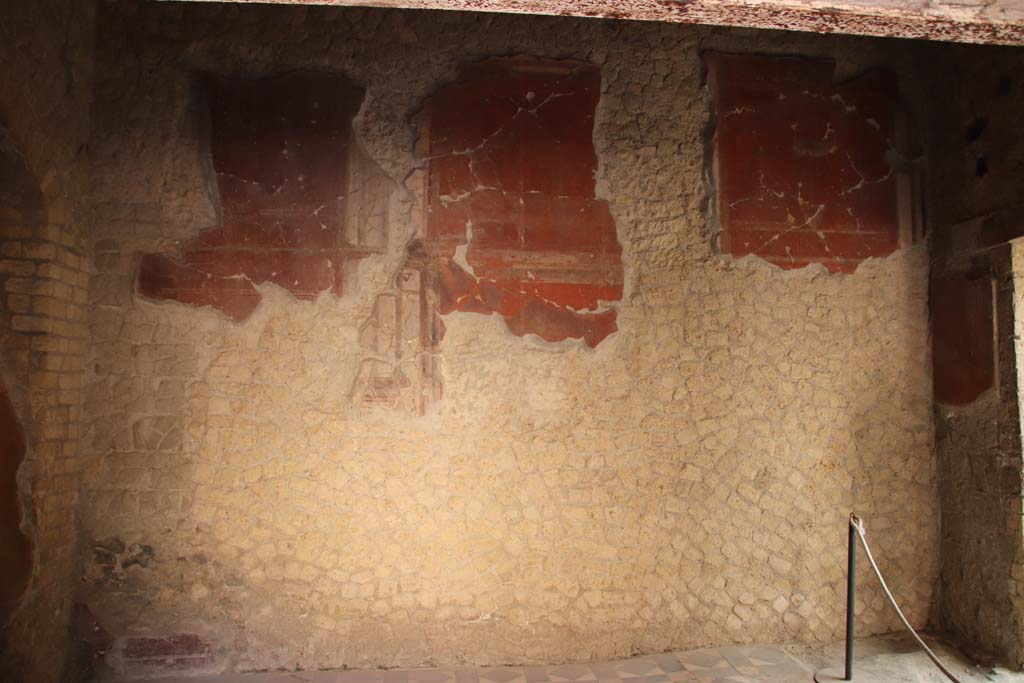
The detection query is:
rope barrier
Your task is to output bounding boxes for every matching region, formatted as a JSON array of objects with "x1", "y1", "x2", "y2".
[{"x1": 814, "y1": 514, "x2": 964, "y2": 683}]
